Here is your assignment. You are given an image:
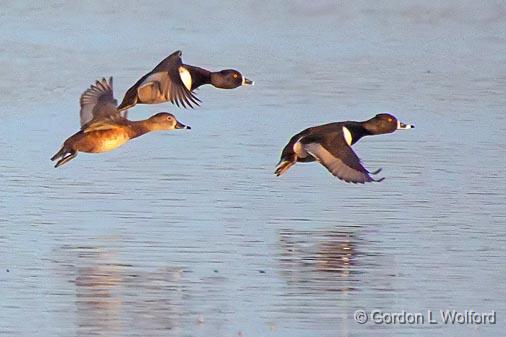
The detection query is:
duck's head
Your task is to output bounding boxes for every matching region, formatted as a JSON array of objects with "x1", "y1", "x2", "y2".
[
  {"x1": 211, "y1": 69, "x2": 254, "y2": 89},
  {"x1": 148, "y1": 112, "x2": 191, "y2": 131},
  {"x1": 365, "y1": 113, "x2": 414, "y2": 135}
]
